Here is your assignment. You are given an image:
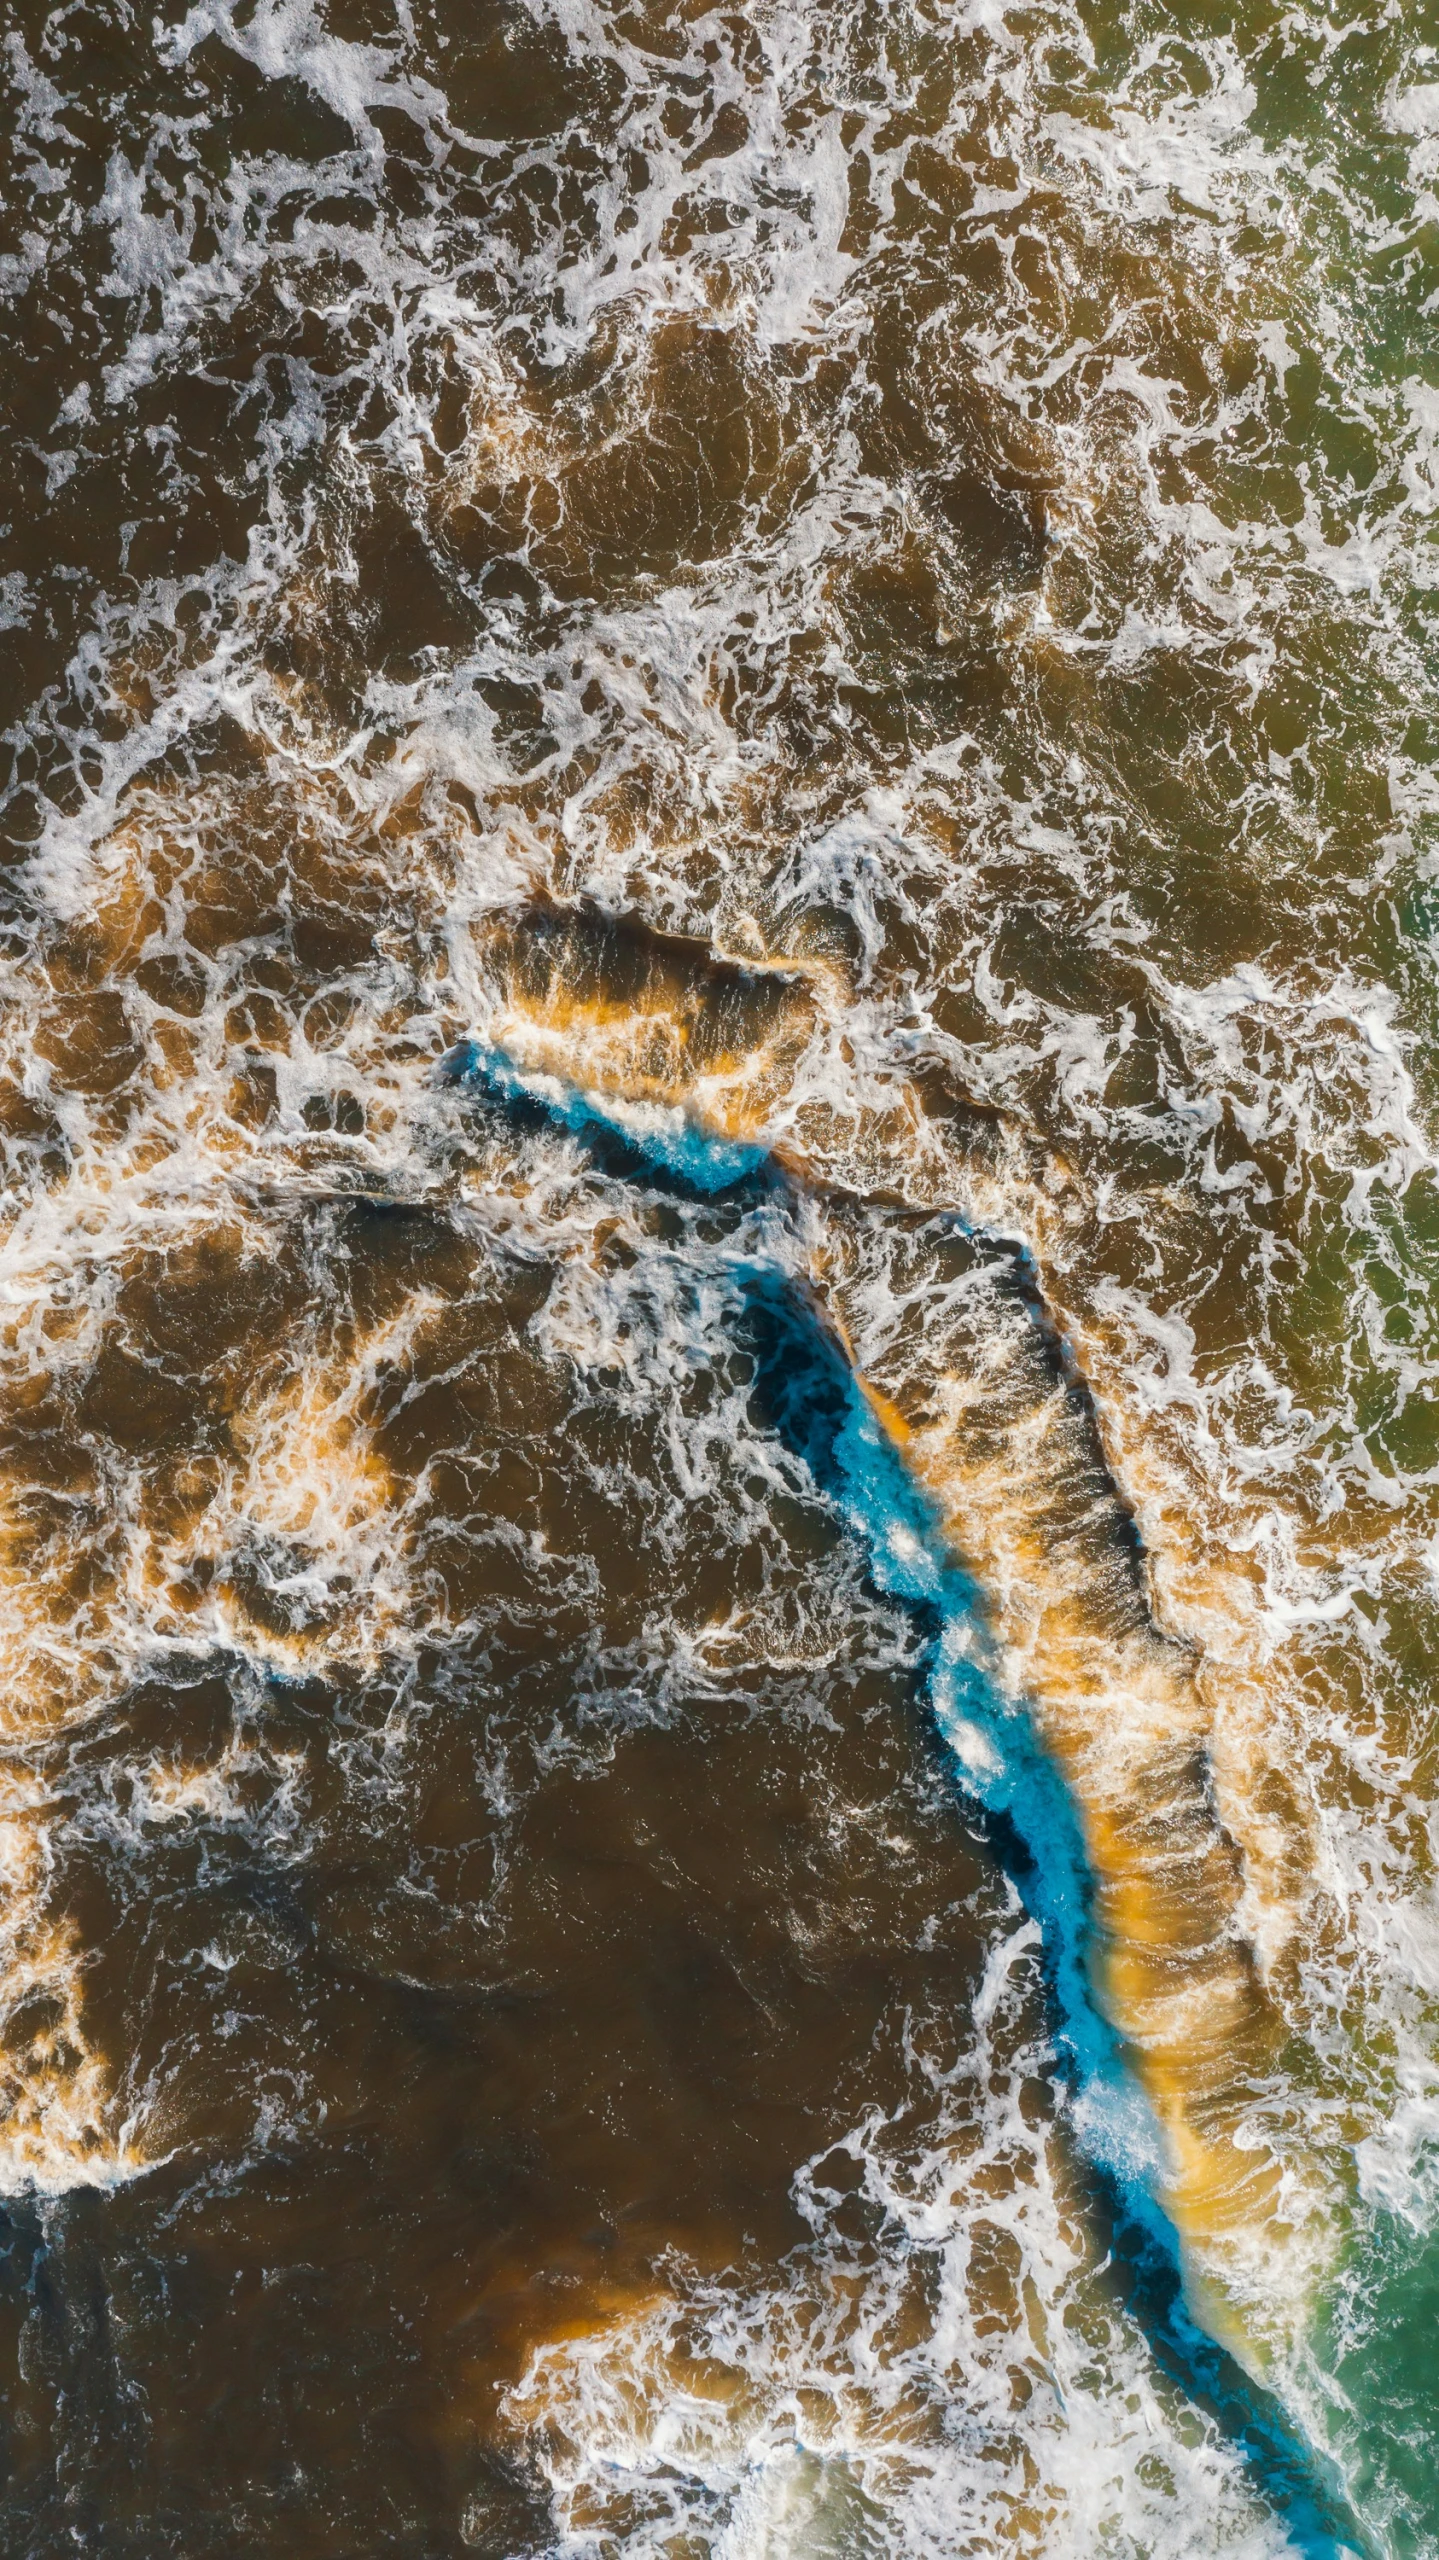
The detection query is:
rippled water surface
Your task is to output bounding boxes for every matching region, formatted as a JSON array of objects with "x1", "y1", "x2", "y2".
[{"x1": 4, "y1": 0, "x2": 1439, "y2": 2548}]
